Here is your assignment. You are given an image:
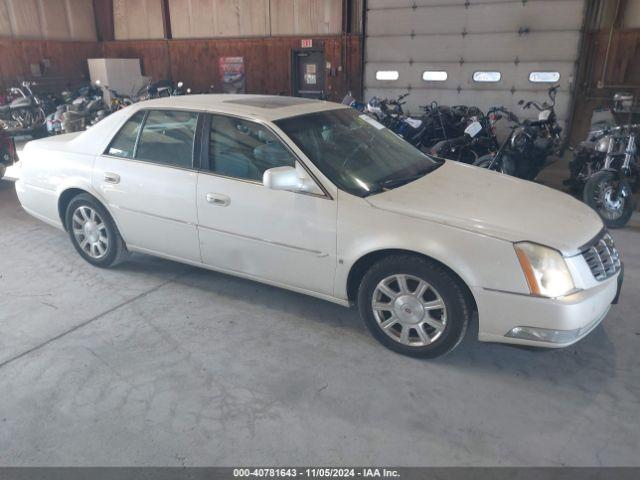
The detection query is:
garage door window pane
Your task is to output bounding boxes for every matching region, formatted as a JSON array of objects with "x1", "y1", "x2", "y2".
[
  {"x1": 473, "y1": 71, "x2": 501, "y2": 83},
  {"x1": 422, "y1": 71, "x2": 447, "y2": 82},
  {"x1": 106, "y1": 111, "x2": 145, "y2": 158},
  {"x1": 135, "y1": 110, "x2": 198, "y2": 169},
  {"x1": 208, "y1": 115, "x2": 296, "y2": 182},
  {"x1": 529, "y1": 71, "x2": 560, "y2": 83},
  {"x1": 376, "y1": 70, "x2": 399, "y2": 81}
]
